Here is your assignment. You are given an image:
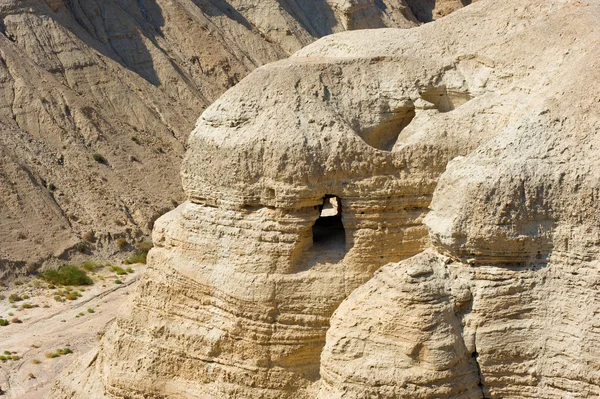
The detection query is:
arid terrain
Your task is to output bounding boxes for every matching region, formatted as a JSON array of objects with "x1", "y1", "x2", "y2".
[
  {"x1": 0, "y1": 263, "x2": 145, "y2": 398},
  {"x1": 4, "y1": 0, "x2": 600, "y2": 398}
]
